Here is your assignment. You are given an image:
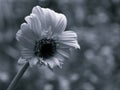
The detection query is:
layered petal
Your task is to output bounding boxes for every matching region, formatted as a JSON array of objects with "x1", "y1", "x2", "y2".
[
  {"x1": 58, "y1": 31, "x2": 80, "y2": 49},
  {"x1": 20, "y1": 23, "x2": 37, "y2": 41},
  {"x1": 43, "y1": 9, "x2": 67, "y2": 36},
  {"x1": 60, "y1": 40, "x2": 80, "y2": 49},
  {"x1": 20, "y1": 48, "x2": 34, "y2": 59},
  {"x1": 57, "y1": 49, "x2": 70, "y2": 58},
  {"x1": 54, "y1": 53, "x2": 65, "y2": 62},
  {"x1": 25, "y1": 13, "x2": 42, "y2": 38},
  {"x1": 16, "y1": 30, "x2": 35, "y2": 49},
  {"x1": 58, "y1": 31, "x2": 77, "y2": 40},
  {"x1": 32, "y1": 6, "x2": 46, "y2": 29},
  {"x1": 32, "y1": 6, "x2": 67, "y2": 37}
]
